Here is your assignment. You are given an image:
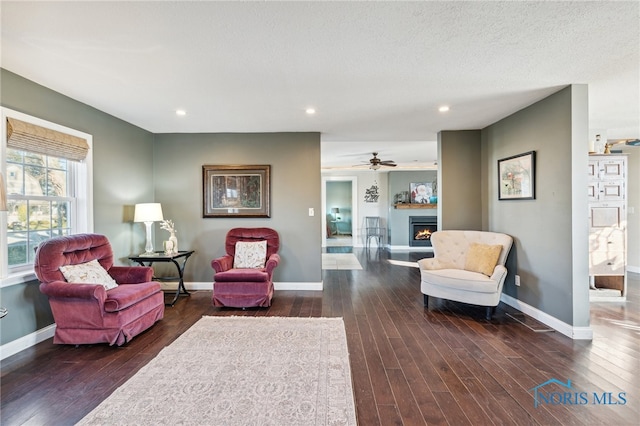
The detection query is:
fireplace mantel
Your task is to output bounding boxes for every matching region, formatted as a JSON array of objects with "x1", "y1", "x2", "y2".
[{"x1": 394, "y1": 203, "x2": 437, "y2": 209}]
